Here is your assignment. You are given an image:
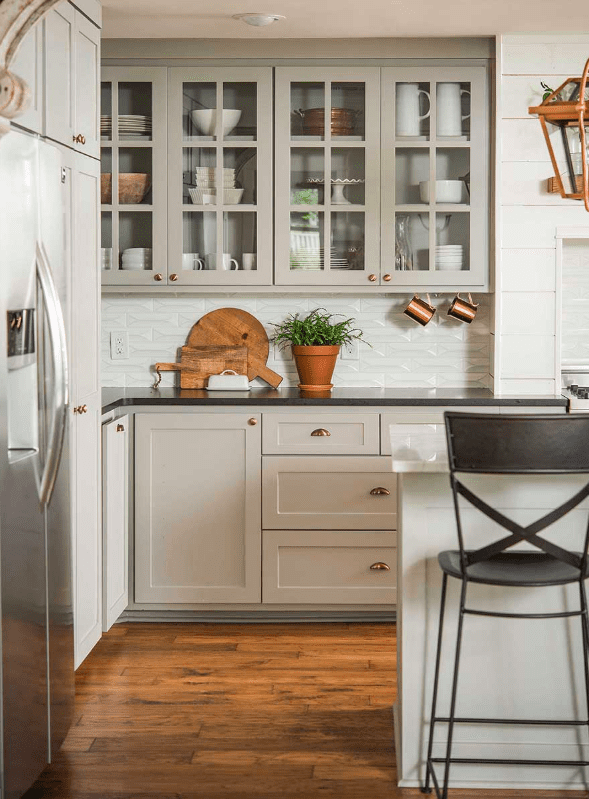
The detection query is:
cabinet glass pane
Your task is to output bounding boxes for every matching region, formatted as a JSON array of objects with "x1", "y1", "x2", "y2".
[
  {"x1": 394, "y1": 212, "x2": 429, "y2": 271},
  {"x1": 223, "y1": 82, "x2": 257, "y2": 141},
  {"x1": 435, "y1": 212, "x2": 469, "y2": 272},
  {"x1": 331, "y1": 148, "x2": 365, "y2": 205},
  {"x1": 435, "y1": 81, "x2": 471, "y2": 140},
  {"x1": 290, "y1": 148, "x2": 324, "y2": 205},
  {"x1": 331, "y1": 83, "x2": 365, "y2": 140},
  {"x1": 289, "y1": 211, "x2": 324, "y2": 271},
  {"x1": 101, "y1": 212, "x2": 112, "y2": 271},
  {"x1": 330, "y1": 212, "x2": 364, "y2": 271},
  {"x1": 395, "y1": 82, "x2": 431, "y2": 141},
  {"x1": 182, "y1": 211, "x2": 216, "y2": 271},
  {"x1": 291, "y1": 83, "x2": 325, "y2": 141},
  {"x1": 118, "y1": 82, "x2": 152, "y2": 142},
  {"x1": 183, "y1": 147, "x2": 216, "y2": 205},
  {"x1": 119, "y1": 212, "x2": 153, "y2": 272},
  {"x1": 395, "y1": 148, "x2": 429, "y2": 206},
  {"x1": 101, "y1": 82, "x2": 112, "y2": 141},
  {"x1": 118, "y1": 148, "x2": 152, "y2": 205},
  {"x1": 223, "y1": 148, "x2": 256, "y2": 206},
  {"x1": 183, "y1": 82, "x2": 217, "y2": 141},
  {"x1": 224, "y1": 212, "x2": 257, "y2": 272},
  {"x1": 435, "y1": 148, "x2": 469, "y2": 205}
]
